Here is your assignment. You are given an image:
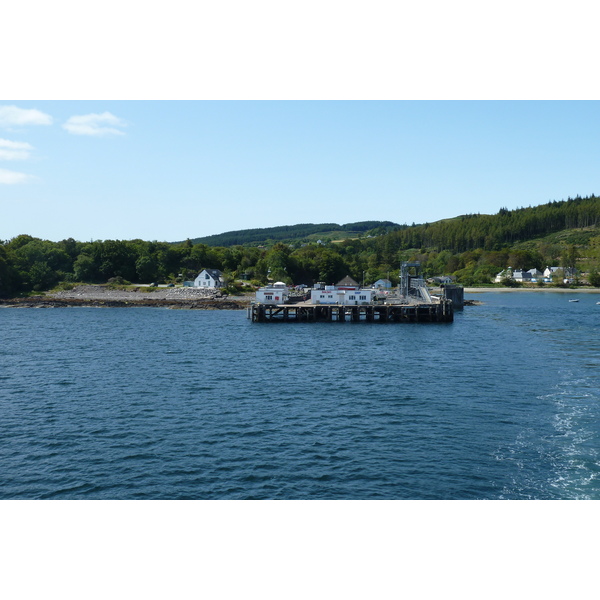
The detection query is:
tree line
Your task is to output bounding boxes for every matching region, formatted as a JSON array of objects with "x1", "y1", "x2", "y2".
[
  {"x1": 2, "y1": 196, "x2": 600, "y2": 296},
  {"x1": 183, "y1": 220, "x2": 401, "y2": 247}
]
